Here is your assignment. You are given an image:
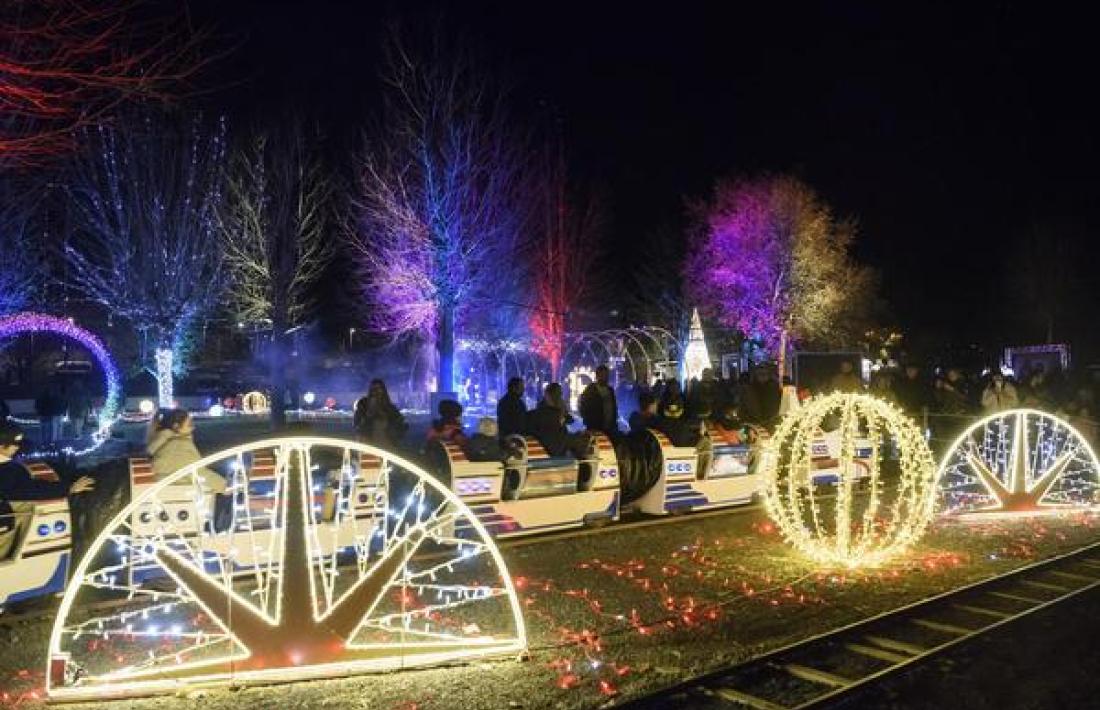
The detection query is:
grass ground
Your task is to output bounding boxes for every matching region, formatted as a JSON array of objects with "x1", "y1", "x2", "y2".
[{"x1": 2, "y1": 494, "x2": 1098, "y2": 709}]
